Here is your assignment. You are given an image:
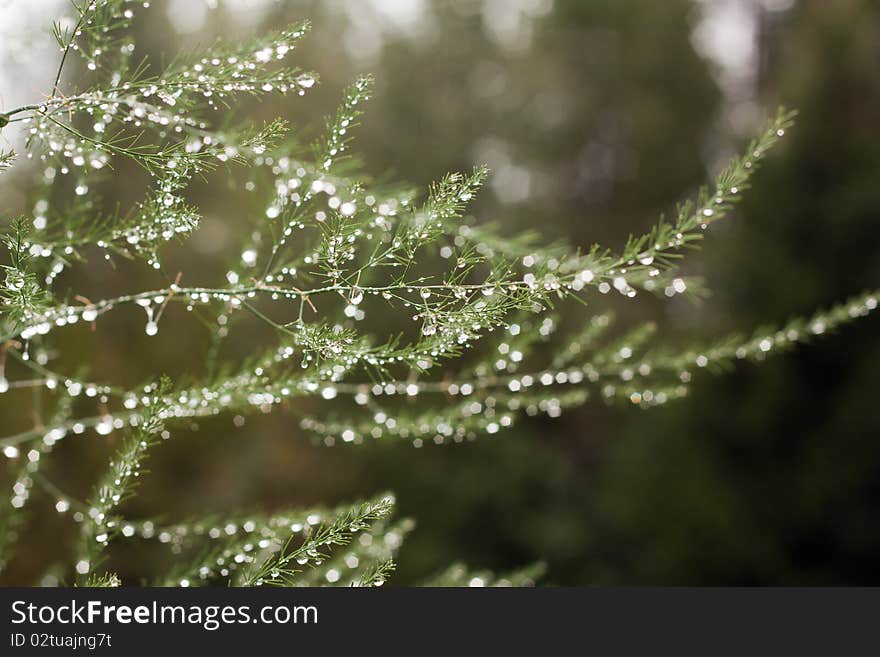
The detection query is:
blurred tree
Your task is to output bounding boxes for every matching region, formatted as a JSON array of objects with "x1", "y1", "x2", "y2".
[{"x1": 585, "y1": 0, "x2": 880, "y2": 584}]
